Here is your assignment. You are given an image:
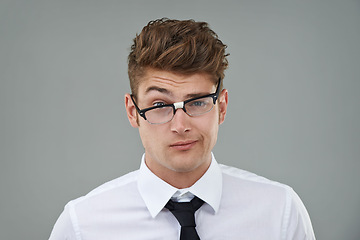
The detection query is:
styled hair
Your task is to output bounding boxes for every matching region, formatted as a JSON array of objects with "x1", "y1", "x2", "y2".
[{"x1": 128, "y1": 18, "x2": 229, "y2": 96}]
